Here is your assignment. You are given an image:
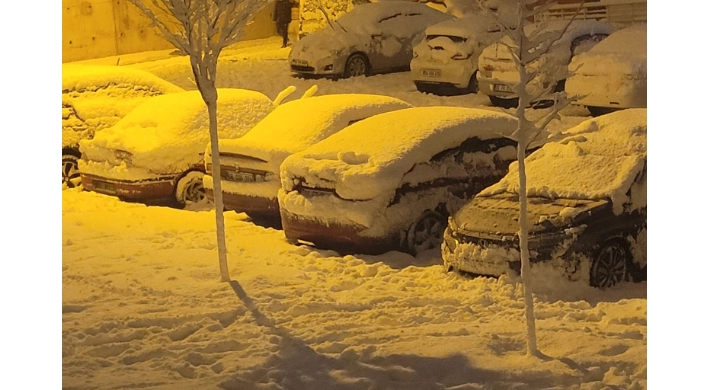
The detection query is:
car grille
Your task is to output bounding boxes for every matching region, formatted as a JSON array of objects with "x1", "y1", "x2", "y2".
[{"x1": 291, "y1": 65, "x2": 315, "y2": 72}]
